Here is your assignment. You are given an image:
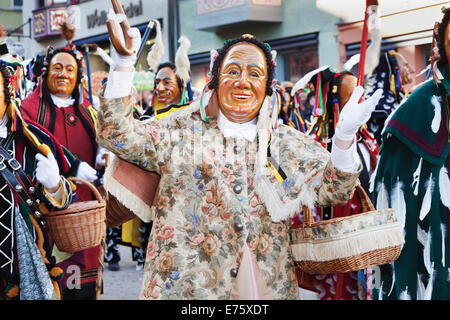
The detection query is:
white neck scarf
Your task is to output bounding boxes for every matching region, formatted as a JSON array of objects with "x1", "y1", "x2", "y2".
[
  {"x1": 217, "y1": 110, "x2": 257, "y2": 142},
  {"x1": 50, "y1": 94, "x2": 75, "y2": 108}
]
